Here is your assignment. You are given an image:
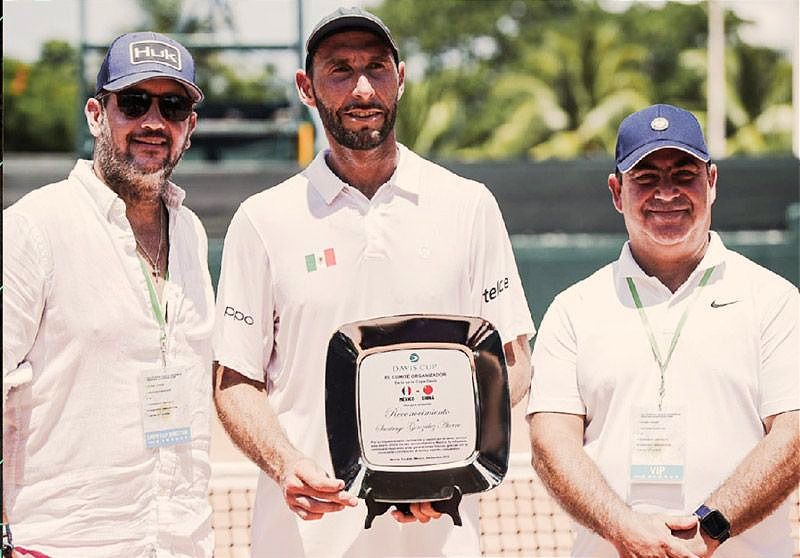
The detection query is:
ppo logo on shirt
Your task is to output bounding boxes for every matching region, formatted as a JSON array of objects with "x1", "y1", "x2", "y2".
[{"x1": 224, "y1": 306, "x2": 254, "y2": 325}]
